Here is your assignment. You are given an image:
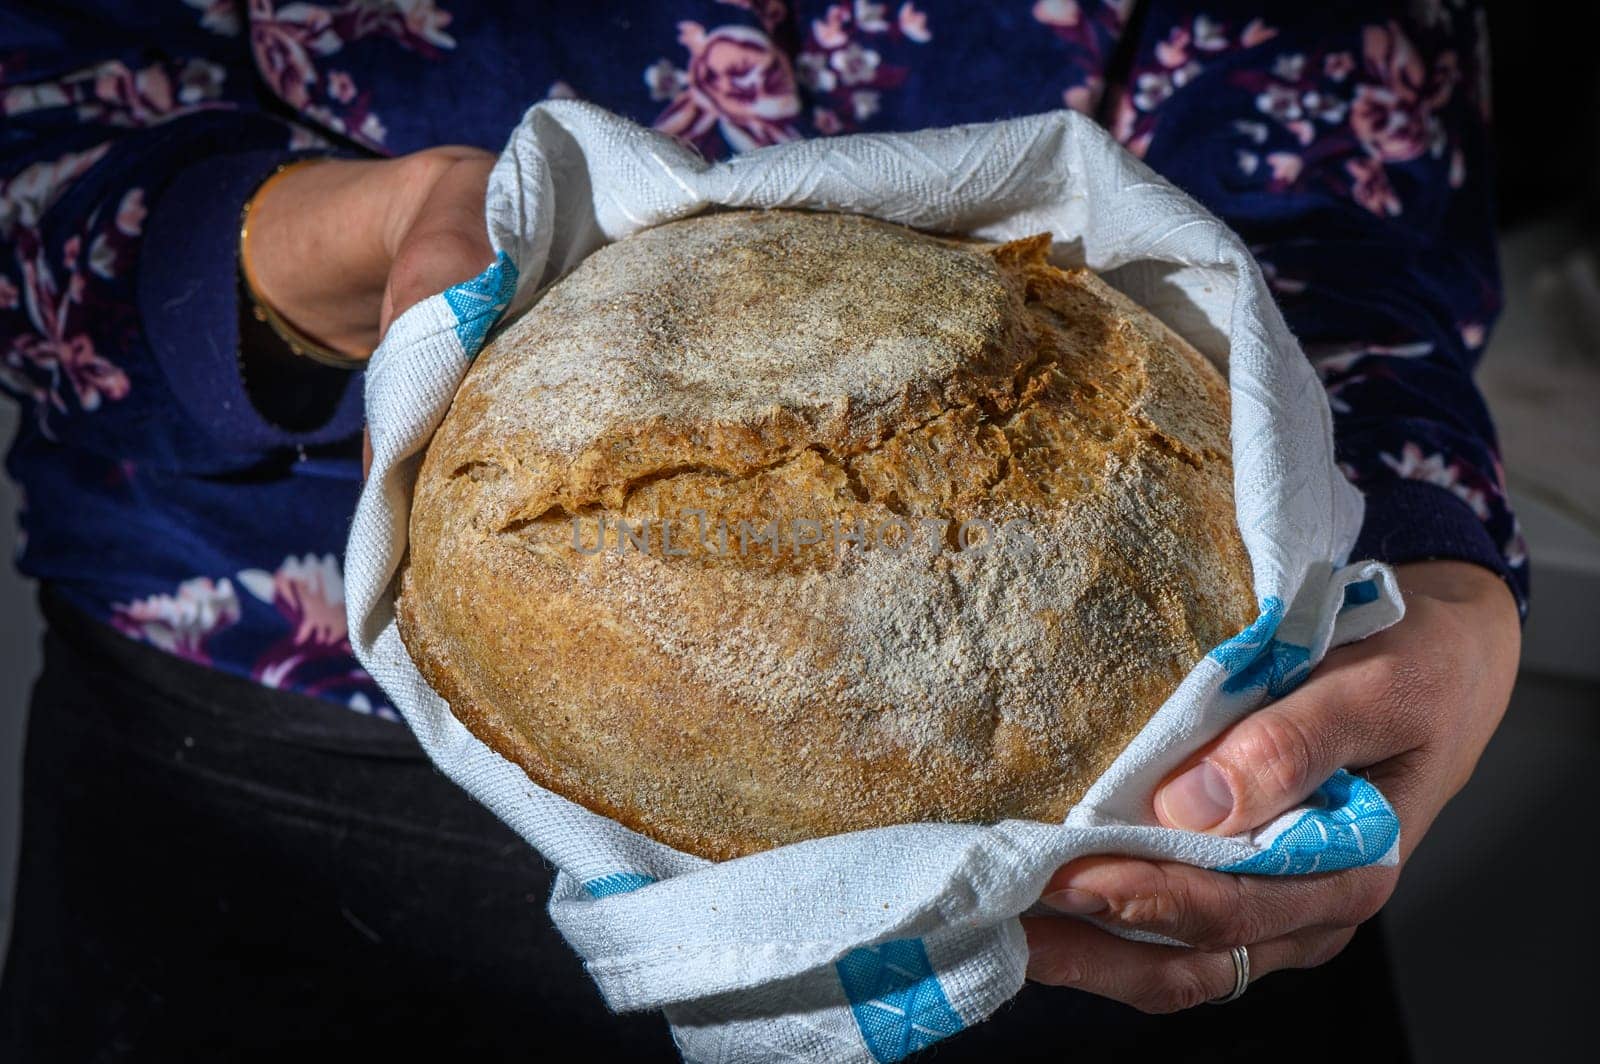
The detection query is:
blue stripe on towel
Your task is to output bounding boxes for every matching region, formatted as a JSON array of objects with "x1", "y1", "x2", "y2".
[
  {"x1": 583, "y1": 872, "x2": 657, "y2": 899},
  {"x1": 442, "y1": 250, "x2": 518, "y2": 356},
  {"x1": 836, "y1": 938, "x2": 964, "y2": 1062},
  {"x1": 1342, "y1": 578, "x2": 1381, "y2": 608},
  {"x1": 1208, "y1": 596, "x2": 1312, "y2": 698},
  {"x1": 1217, "y1": 770, "x2": 1400, "y2": 875}
]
